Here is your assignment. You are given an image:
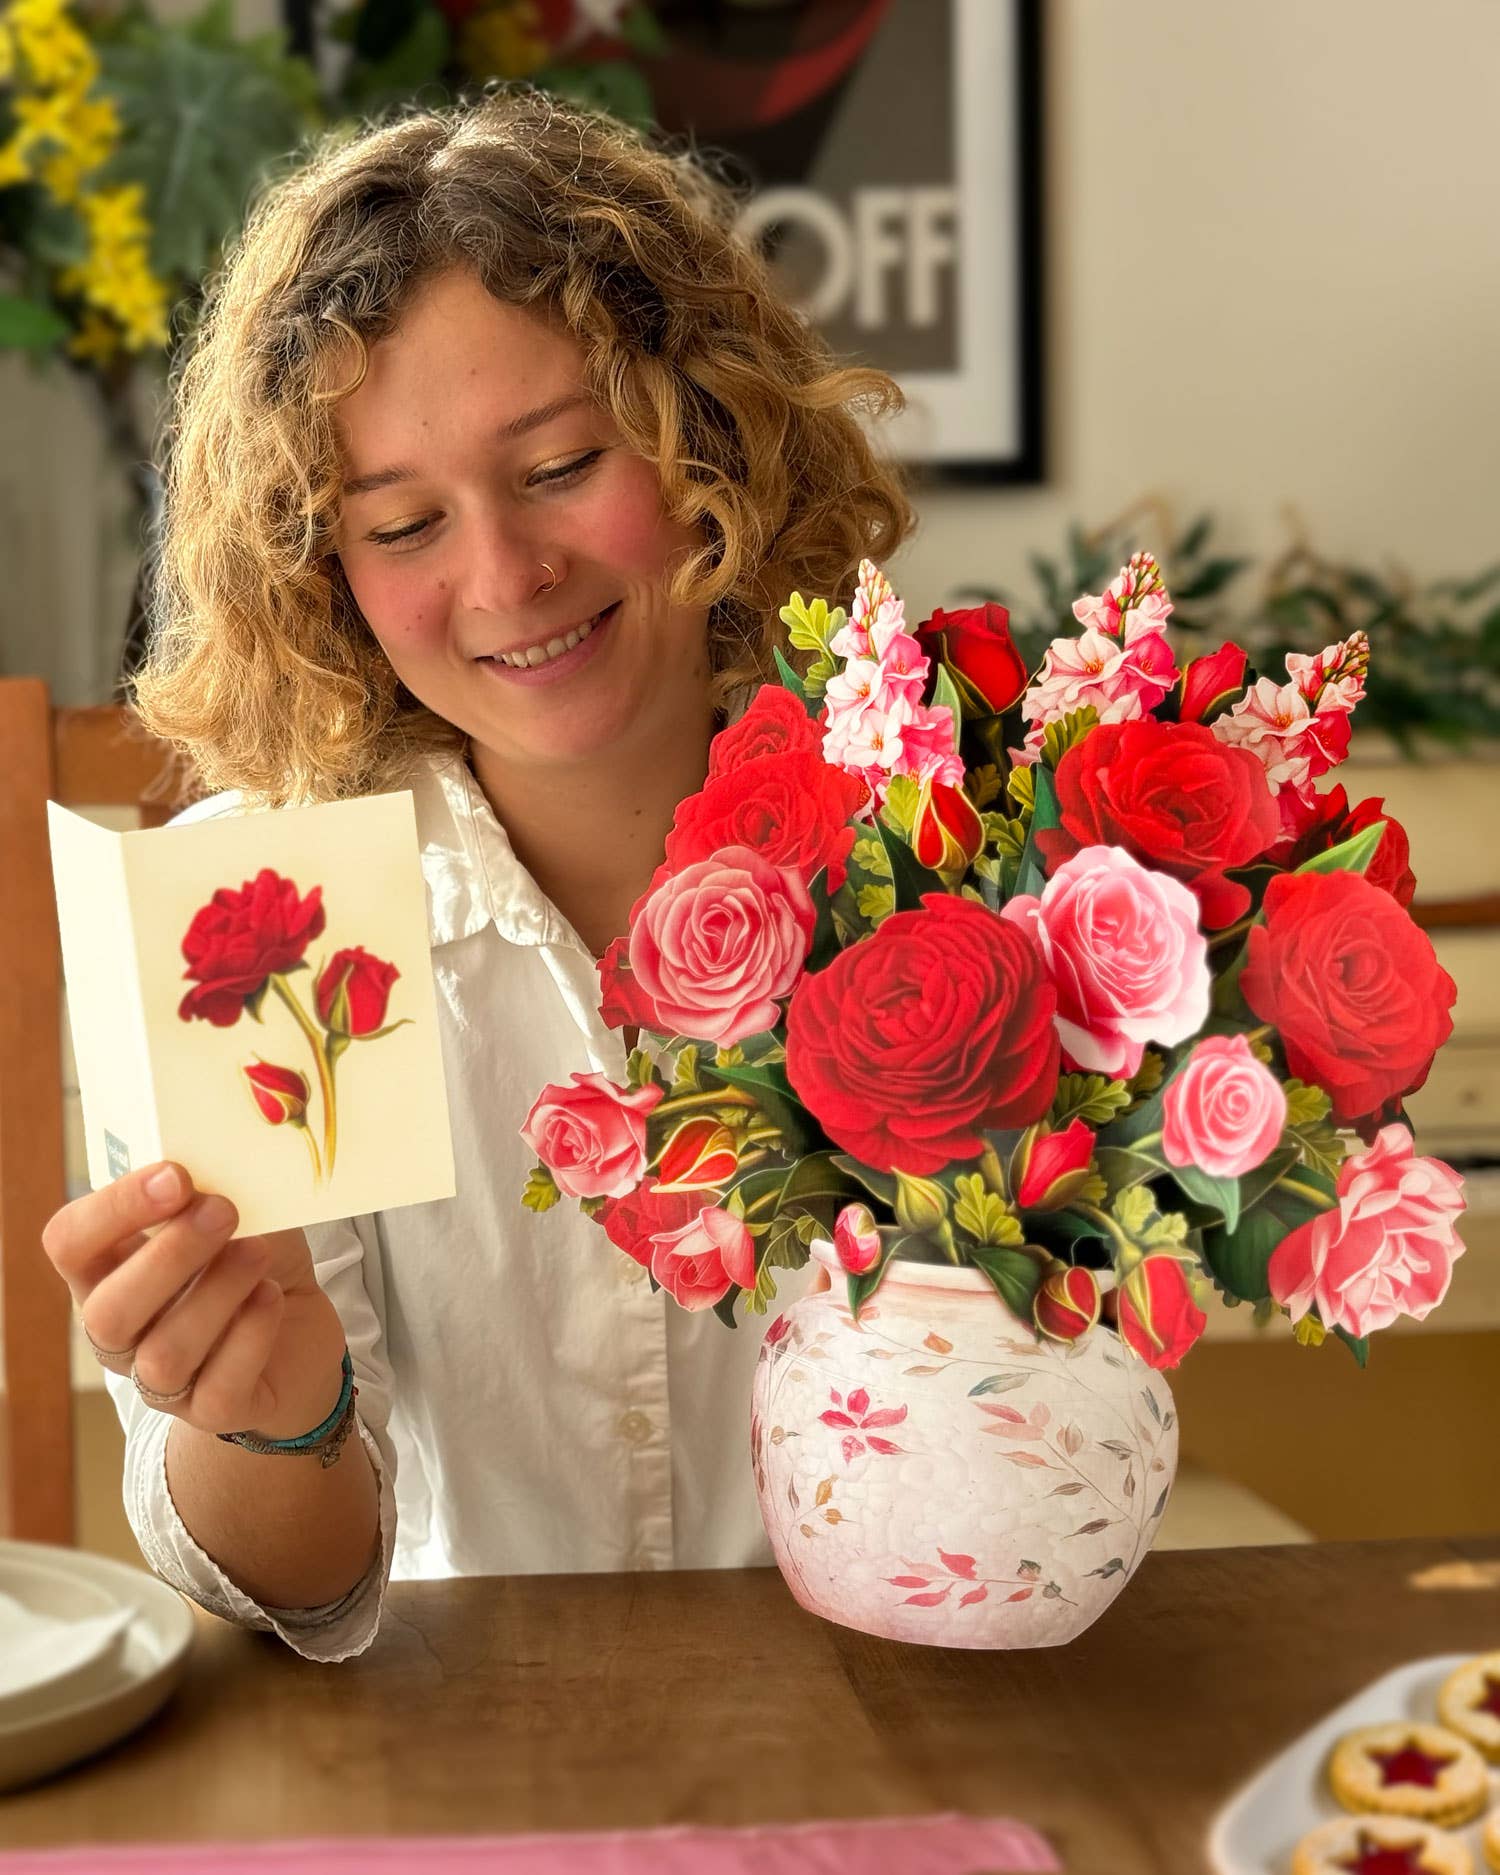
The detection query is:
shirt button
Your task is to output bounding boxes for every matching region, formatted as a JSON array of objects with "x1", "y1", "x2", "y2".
[{"x1": 617, "y1": 1409, "x2": 652, "y2": 1446}]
